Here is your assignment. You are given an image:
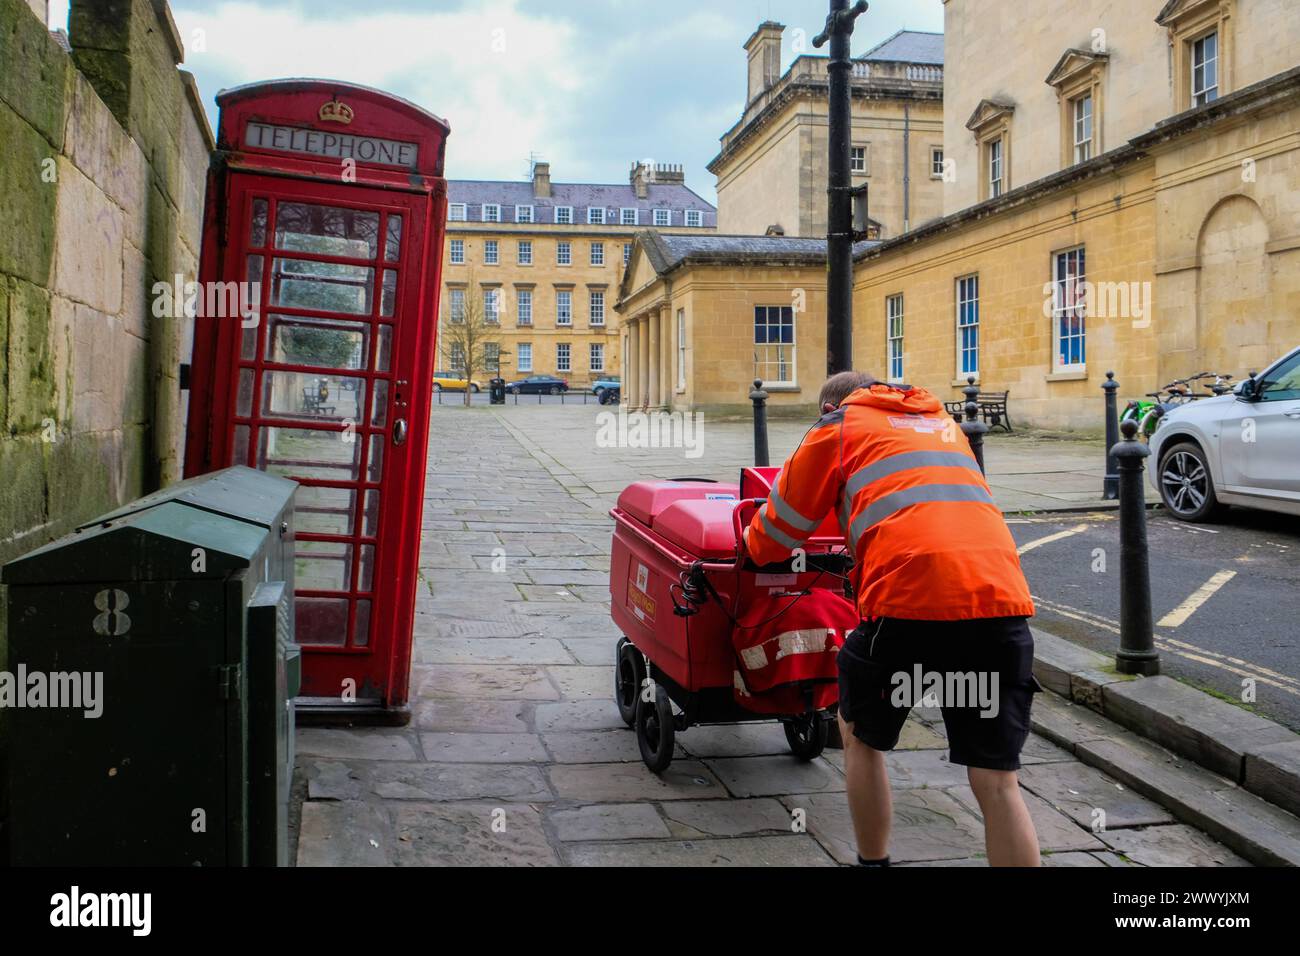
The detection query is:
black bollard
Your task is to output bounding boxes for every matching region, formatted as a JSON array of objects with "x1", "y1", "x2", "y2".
[
  {"x1": 961, "y1": 400, "x2": 989, "y2": 475},
  {"x1": 1113, "y1": 418, "x2": 1160, "y2": 676},
  {"x1": 1102, "y1": 371, "x2": 1120, "y2": 500},
  {"x1": 962, "y1": 374, "x2": 980, "y2": 407},
  {"x1": 750, "y1": 379, "x2": 770, "y2": 467}
]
